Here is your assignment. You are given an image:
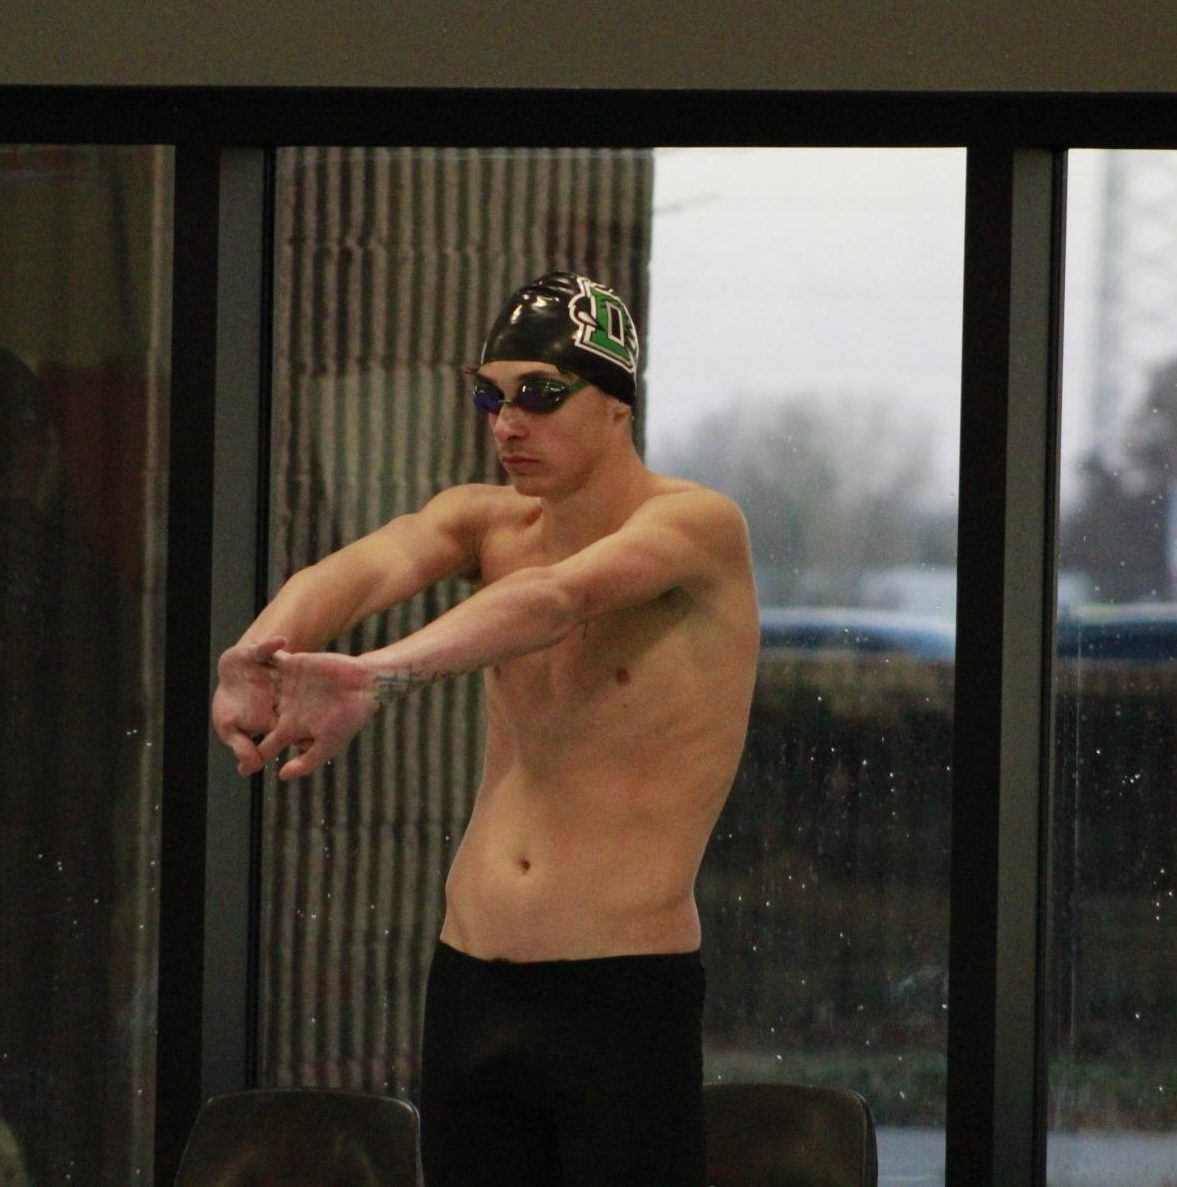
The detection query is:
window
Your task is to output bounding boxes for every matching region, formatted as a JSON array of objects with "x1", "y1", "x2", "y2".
[
  {"x1": 0, "y1": 145, "x2": 171, "y2": 1185},
  {"x1": 648, "y1": 148, "x2": 963, "y2": 1186},
  {"x1": 260, "y1": 147, "x2": 654, "y2": 1090},
  {"x1": 1049, "y1": 149, "x2": 1177, "y2": 1185},
  {"x1": 259, "y1": 144, "x2": 964, "y2": 1186},
  {"x1": 4, "y1": 87, "x2": 1177, "y2": 1187}
]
